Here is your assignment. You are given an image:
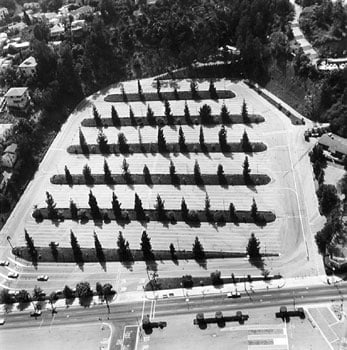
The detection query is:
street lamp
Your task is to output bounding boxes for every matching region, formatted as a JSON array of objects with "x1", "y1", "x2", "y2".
[{"x1": 6, "y1": 236, "x2": 13, "y2": 249}]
